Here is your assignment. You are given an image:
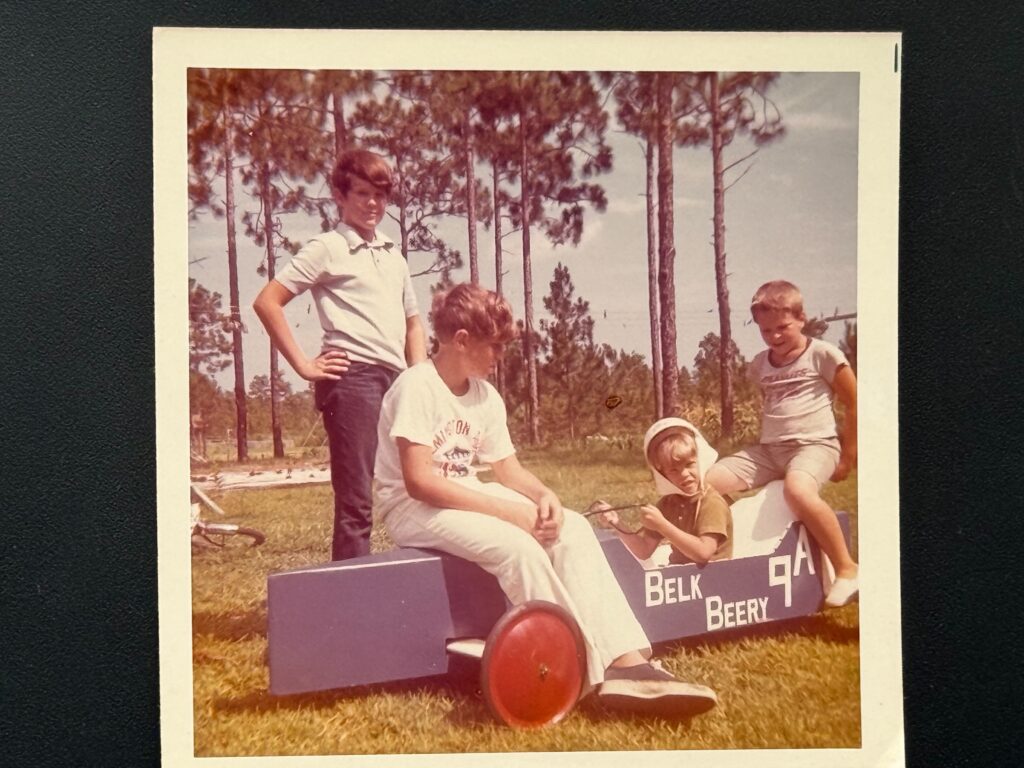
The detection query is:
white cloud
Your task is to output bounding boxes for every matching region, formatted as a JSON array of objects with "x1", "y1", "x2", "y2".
[
  {"x1": 609, "y1": 193, "x2": 703, "y2": 217},
  {"x1": 783, "y1": 111, "x2": 856, "y2": 132}
]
